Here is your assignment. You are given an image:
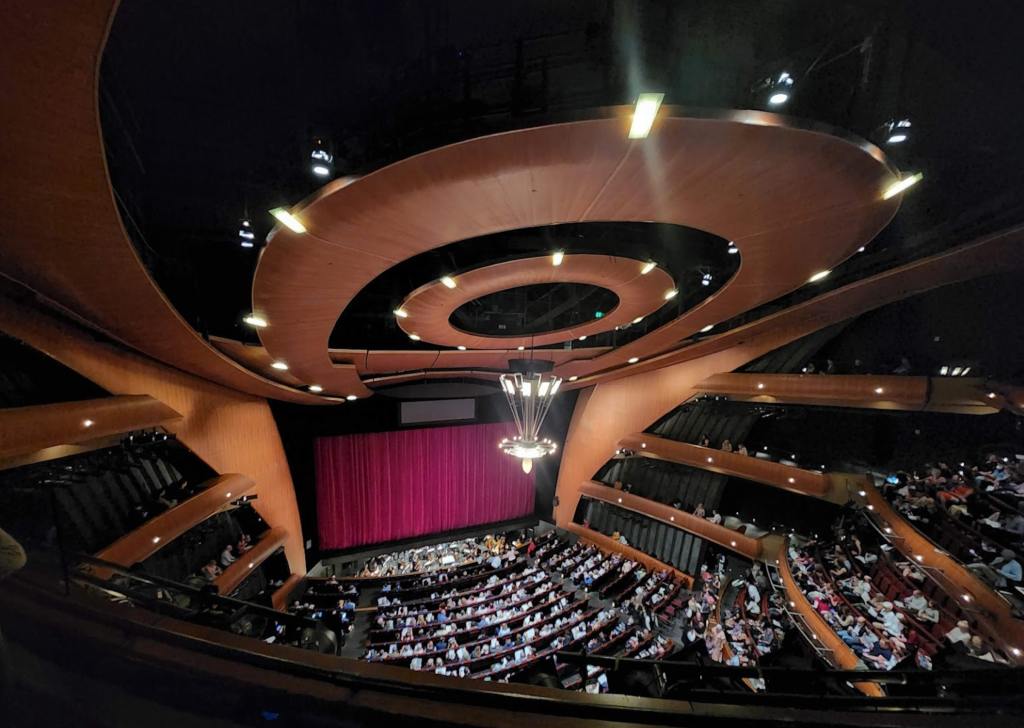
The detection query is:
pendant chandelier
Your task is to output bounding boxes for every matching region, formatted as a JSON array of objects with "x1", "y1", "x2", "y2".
[{"x1": 499, "y1": 372, "x2": 561, "y2": 474}]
